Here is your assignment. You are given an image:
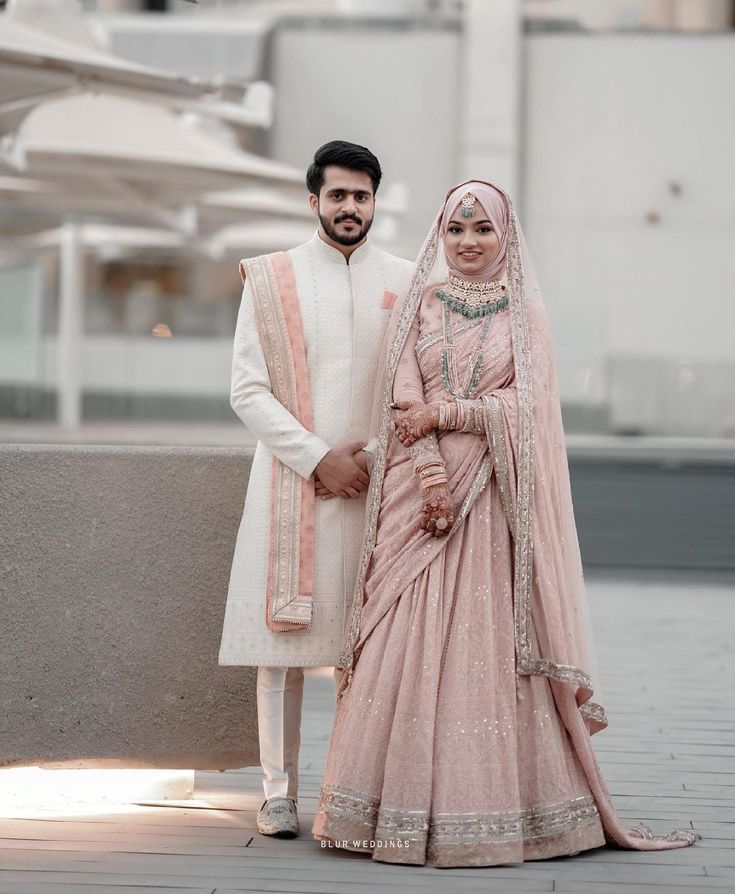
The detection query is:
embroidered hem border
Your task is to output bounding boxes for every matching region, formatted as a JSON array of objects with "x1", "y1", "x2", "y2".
[{"x1": 317, "y1": 784, "x2": 601, "y2": 847}]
